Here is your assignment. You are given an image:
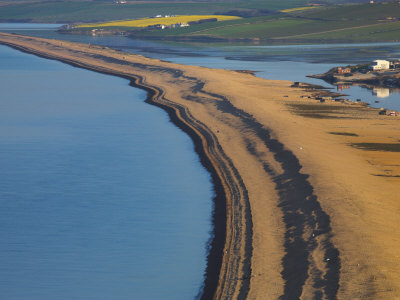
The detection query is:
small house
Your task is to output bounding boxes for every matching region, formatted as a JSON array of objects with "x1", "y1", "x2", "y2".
[
  {"x1": 371, "y1": 60, "x2": 390, "y2": 71},
  {"x1": 337, "y1": 67, "x2": 351, "y2": 74}
]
